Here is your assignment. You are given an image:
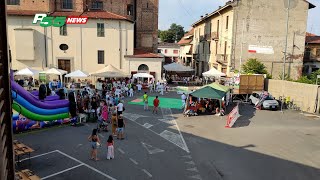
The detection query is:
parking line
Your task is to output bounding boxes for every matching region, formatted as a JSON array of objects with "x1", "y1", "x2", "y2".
[
  {"x1": 41, "y1": 164, "x2": 84, "y2": 179},
  {"x1": 141, "y1": 169, "x2": 152, "y2": 178},
  {"x1": 17, "y1": 150, "x2": 57, "y2": 163},
  {"x1": 56, "y1": 150, "x2": 117, "y2": 180},
  {"x1": 129, "y1": 158, "x2": 138, "y2": 165},
  {"x1": 117, "y1": 148, "x2": 125, "y2": 154}
]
